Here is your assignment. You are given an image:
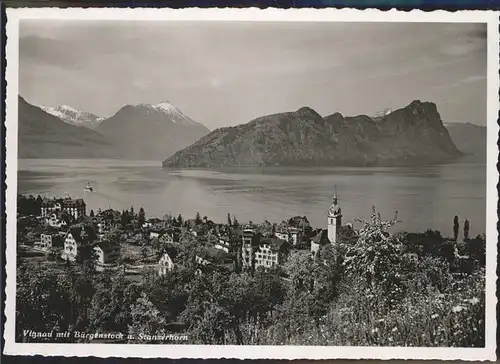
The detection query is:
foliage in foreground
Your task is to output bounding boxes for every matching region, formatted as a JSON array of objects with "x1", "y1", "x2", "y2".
[{"x1": 16, "y1": 207, "x2": 485, "y2": 347}]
